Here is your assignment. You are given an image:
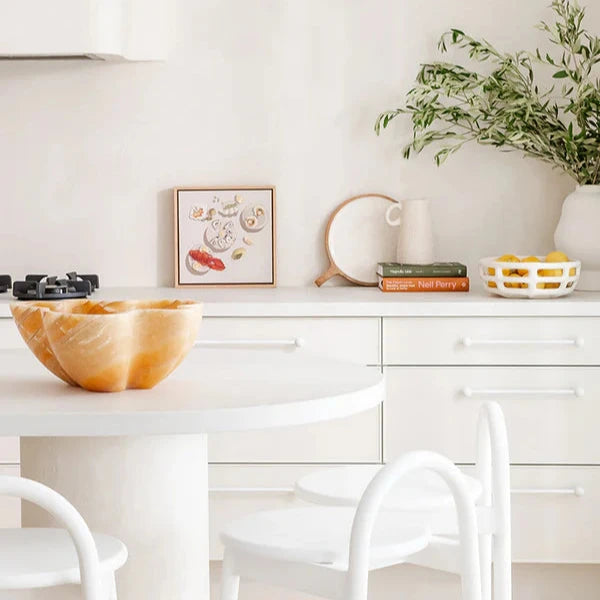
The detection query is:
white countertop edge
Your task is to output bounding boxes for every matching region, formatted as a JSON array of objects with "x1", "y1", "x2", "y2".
[{"x1": 2, "y1": 286, "x2": 600, "y2": 318}]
